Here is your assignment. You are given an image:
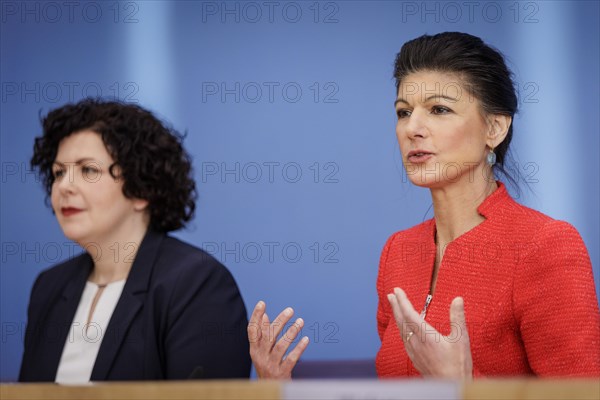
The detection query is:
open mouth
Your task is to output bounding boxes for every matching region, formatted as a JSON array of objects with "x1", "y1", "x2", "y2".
[
  {"x1": 61, "y1": 207, "x2": 83, "y2": 217},
  {"x1": 407, "y1": 150, "x2": 434, "y2": 163}
]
